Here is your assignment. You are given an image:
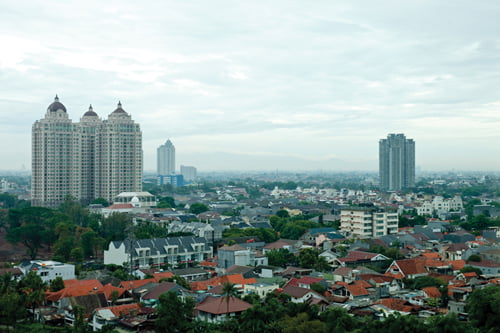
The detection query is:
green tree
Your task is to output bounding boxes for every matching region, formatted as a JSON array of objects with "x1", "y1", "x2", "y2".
[
  {"x1": 276, "y1": 209, "x2": 290, "y2": 218},
  {"x1": 49, "y1": 277, "x2": 65, "y2": 292},
  {"x1": 70, "y1": 247, "x2": 84, "y2": 262},
  {"x1": 298, "y1": 248, "x2": 330, "y2": 272},
  {"x1": 466, "y1": 254, "x2": 481, "y2": 262},
  {"x1": 266, "y1": 248, "x2": 296, "y2": 267},
  {"x1": 222, "y1": 282, "x2": 238, "y2": 324},
  {"x1": 320, "y1": 307, "x2": 358, "y2": 333},
  {"x1": 91, "y1": 197, "x2": 109, "y2": 207},
  {"x1": 460, "y1": 266, "x2": 483, "y2": 275},
  {"x1": 189, "y1": 203, "x2": 209, "y2": 215},
  {"x1": 155, "y1": 291, "x2": 195, "y2": 333},
  {"x1": 18, "y1": 271, "x2": 47, "y2": 322},
  {"x1": 6, "y1": 207, "x2": 60, "y2": 259},
  {"x1": 466, "y1": 285, "x2": 500, "y2": 332},
  {"x1": 279, "y1": 312, "x2": 326, "y2": 333}
]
